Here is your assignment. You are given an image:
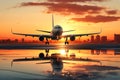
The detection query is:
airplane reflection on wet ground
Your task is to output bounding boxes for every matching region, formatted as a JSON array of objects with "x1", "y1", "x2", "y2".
[
  {"x1": 0, "y1": 48, "x2": 120, "y2": 80},
  {"x1": 11, "y1": 49, "x2": 102, "y2": 74}
]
